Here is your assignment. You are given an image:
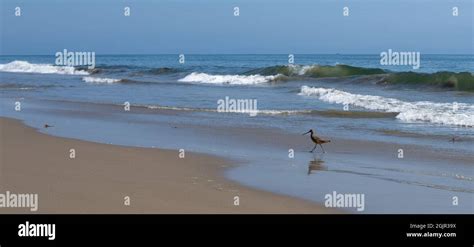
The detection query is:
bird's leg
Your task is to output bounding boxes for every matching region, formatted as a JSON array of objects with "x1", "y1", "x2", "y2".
[
  {"x1": 310, "y1": 144, "x2": 318, "y2": 153},
  {"x1": 319, "y1": 144, "x2": 326, "y2": 153}
]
